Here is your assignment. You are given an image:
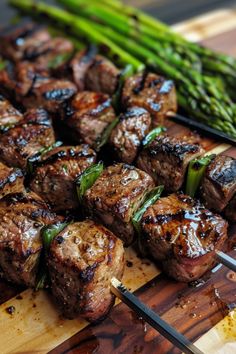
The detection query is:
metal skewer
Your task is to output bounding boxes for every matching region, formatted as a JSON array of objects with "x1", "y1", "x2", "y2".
[
  {"x1": 168, "y1": 113, "x2": 236, "y2": 146},
  {"x1": 111, "y1": 277, "x2": 204, "y2": 354},
  {"x1": 216, "y1": 251, "x2": 236, "y2": 272}
]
